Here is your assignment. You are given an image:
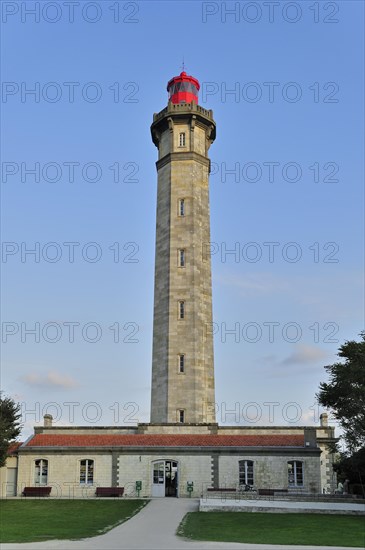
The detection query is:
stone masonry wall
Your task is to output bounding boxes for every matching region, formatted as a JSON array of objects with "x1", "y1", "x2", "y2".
[
  {"x1": 219, "y1": 453, "x2": 321, "y2": 493},
  {"x1": 118, "y1": 452, "x2": 213, "y2": 498},
  {"x1": 150, "y1": 105, "x2": 216, "y2": 424},
  {"x1": 16, "y1": 453, "x2": 113, "y2": 498}
]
